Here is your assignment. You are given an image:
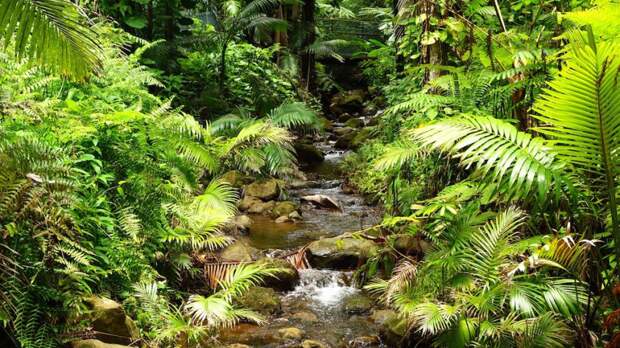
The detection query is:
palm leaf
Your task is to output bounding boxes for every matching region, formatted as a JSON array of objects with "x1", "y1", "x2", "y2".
[
  {"x1": 533, "y1": 38, "x2": 620, "y2": 259},
  {"x1": 0, "y1": 0, "x2": 103, "y2": 79},
  {"x1": 413, "y1": 114, "x2": 573, "y2": 201}
]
